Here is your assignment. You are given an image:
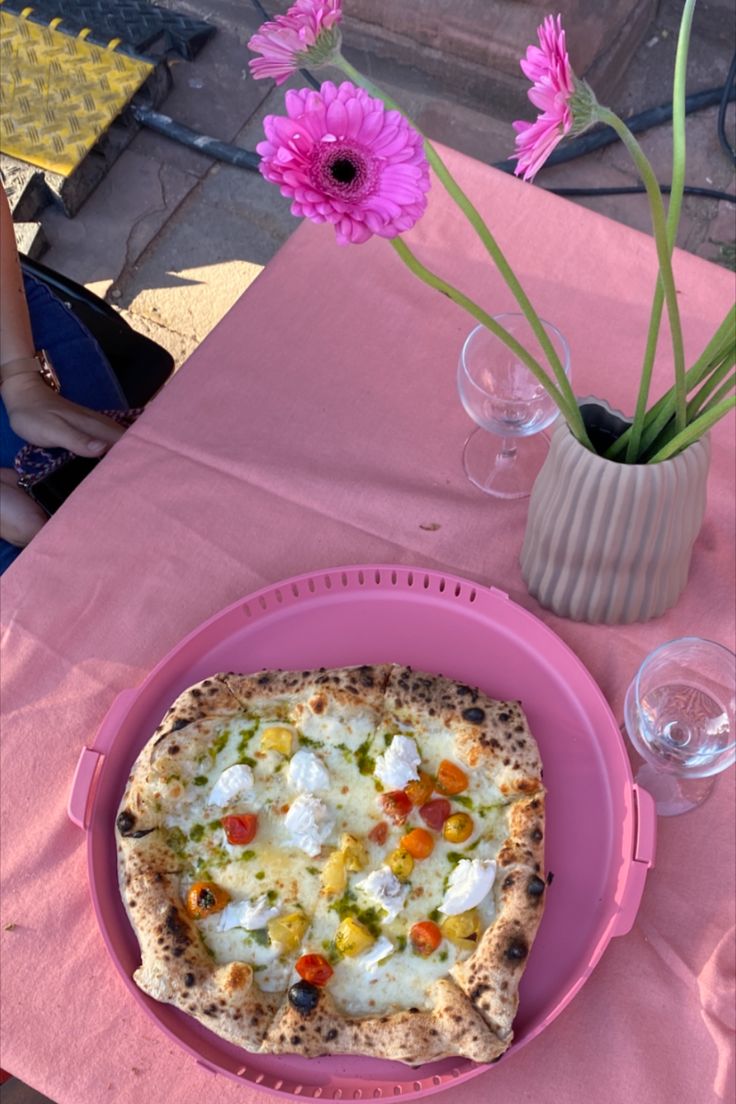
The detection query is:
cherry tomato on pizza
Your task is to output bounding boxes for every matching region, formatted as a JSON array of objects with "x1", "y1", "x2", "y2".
[
  {"x1": 380, "y1": 790, "x2": 412, "y2": 824},
  {"x1": 404, "y1": 770, "x2": 434, "y2": 806},
  {"x1": 185, "y1": 882, "x2": 230, "y2": 919},
  {"x1": 295, "y1": 954, "x2": 334, "y2": 986},
  {"x1": 419, "y1": 797, "x2": 451, "y2": 830},
  {"x1": 221, "y1": 813, "x2": 258, "y2": 845},
  {"x1": 410, "y1": 920, "x2": 443, "y2": 956},
  {"x1": 368, "y1": 821, "x2": 389, "y2": 844},
  {"x1": 401, "y1": 827, "x2": 435, "y2": 859},
  {"x1": 443, "y1": 812, "x2": 474, "y2": 843},
  {"x1": 435, "y1": 760, "x2": 469, "y2": 795}
]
